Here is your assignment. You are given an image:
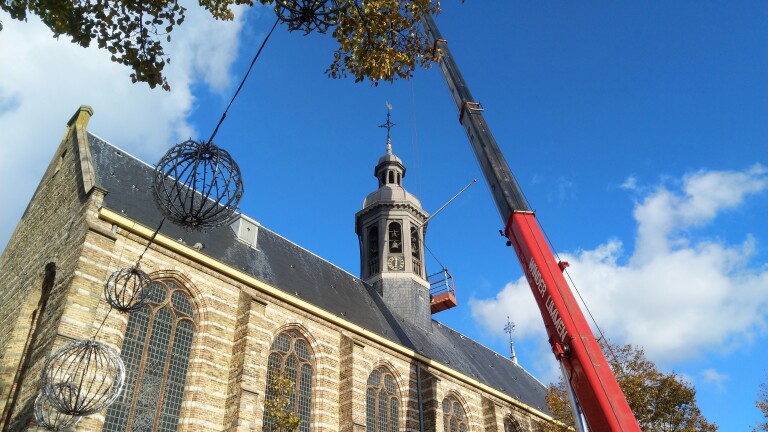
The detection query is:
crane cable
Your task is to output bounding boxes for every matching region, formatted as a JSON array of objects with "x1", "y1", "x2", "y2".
[
  {"x1": 537, "y1": 222, "x2": 620, "y2": 363},
  {"x1": 424, "y1": 242, "x2": 446, "y2": 271}
]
